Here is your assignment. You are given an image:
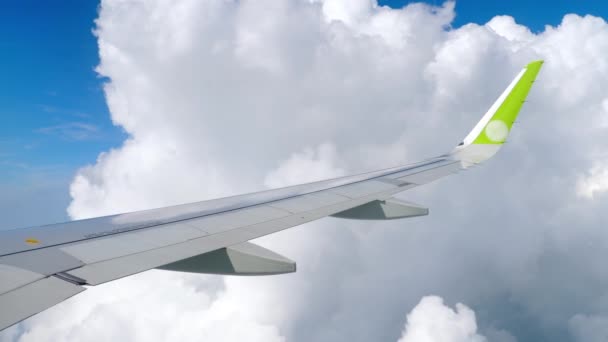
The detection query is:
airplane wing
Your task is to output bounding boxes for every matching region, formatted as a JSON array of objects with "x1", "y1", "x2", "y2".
[{"x1": 0, "y1": 60, "x2": 544, "y2": 330}]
